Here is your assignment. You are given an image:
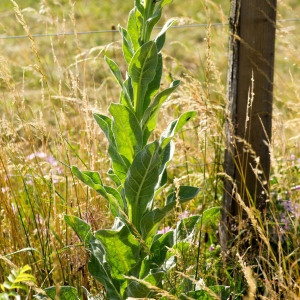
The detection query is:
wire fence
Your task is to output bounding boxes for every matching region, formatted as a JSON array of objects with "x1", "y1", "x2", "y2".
[{"x1": 0, "y1": 18, "x2": 299, "y2": 40}]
